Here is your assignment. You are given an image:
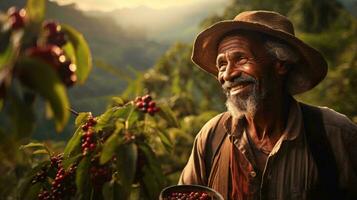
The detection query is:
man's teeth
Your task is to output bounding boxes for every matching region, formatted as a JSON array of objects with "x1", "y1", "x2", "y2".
[{"x1": 231, "y1": 85, "x2": 245, "y2": 91}]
